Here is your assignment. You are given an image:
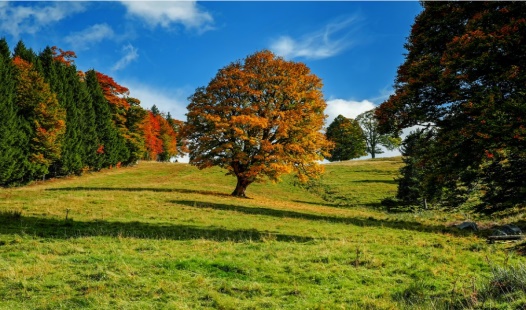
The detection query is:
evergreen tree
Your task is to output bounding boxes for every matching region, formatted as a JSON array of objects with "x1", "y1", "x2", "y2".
[
  {"x1": 76, "y1": 71, "x2": 99, "y2": 171},
  {"x1": 85, "y1": 70, "x2": 128, "y2": 170},
  {"x1": 13, "y1": 40, "x2": 37, "y2": 64},
  {"x1": 39, "y1": 46, "x2": 83, "y2": 175},
  {"x1": 0, "y1": 39, "x2": 28, "y2": 186},
  {"x1": 12, "y1": 55, "x2": 66, "y2": 181},
  {"x1": 124, "y1": 97, "x2": 147, "y2": 164}
]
